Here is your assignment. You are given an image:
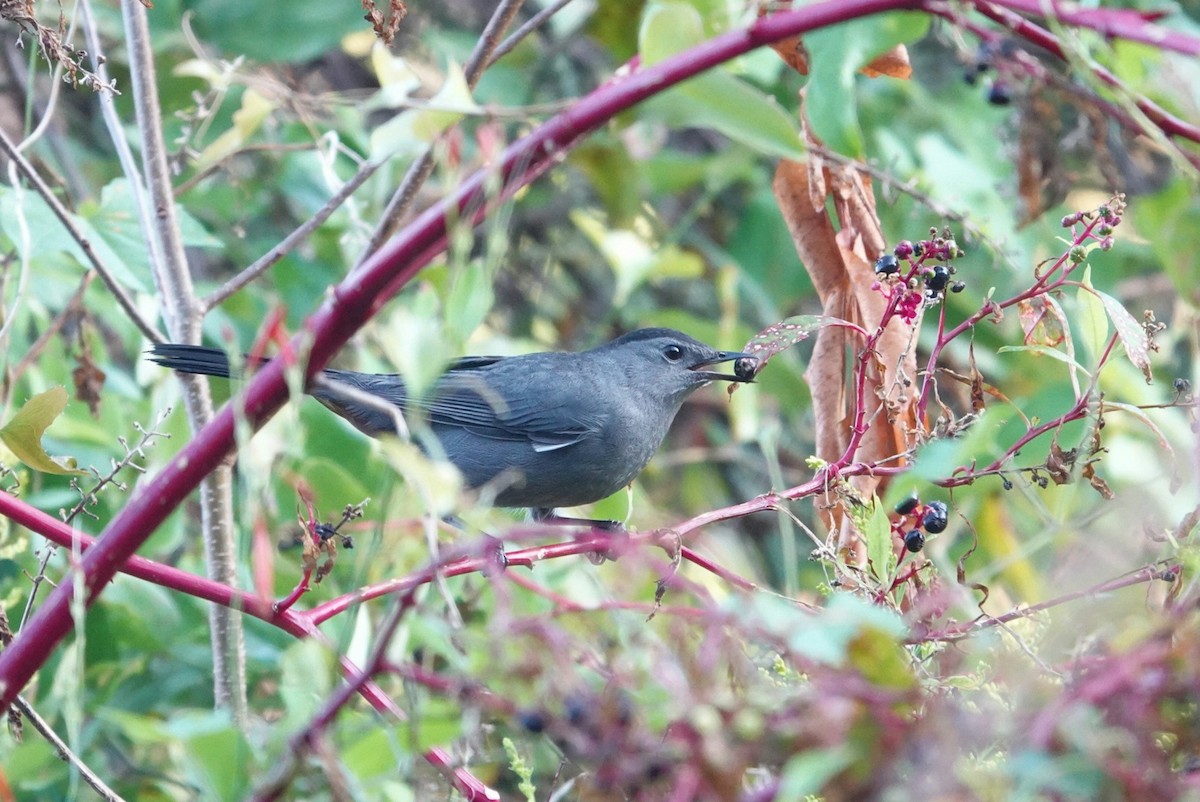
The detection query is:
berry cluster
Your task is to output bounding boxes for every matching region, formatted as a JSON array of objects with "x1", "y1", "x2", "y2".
[
  {"x1": 892, "y1": 496, "x2": 949, "y2": 553},
  {"x1": 871, "y1": 228, "x2": 967, "y2": 324},
  {"x1": 1061, "y1": 199, "x2": 1123, "y2": 252},
  {"x1": 963, "y1": 39, "x2": 1017, "y2": 106}
]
